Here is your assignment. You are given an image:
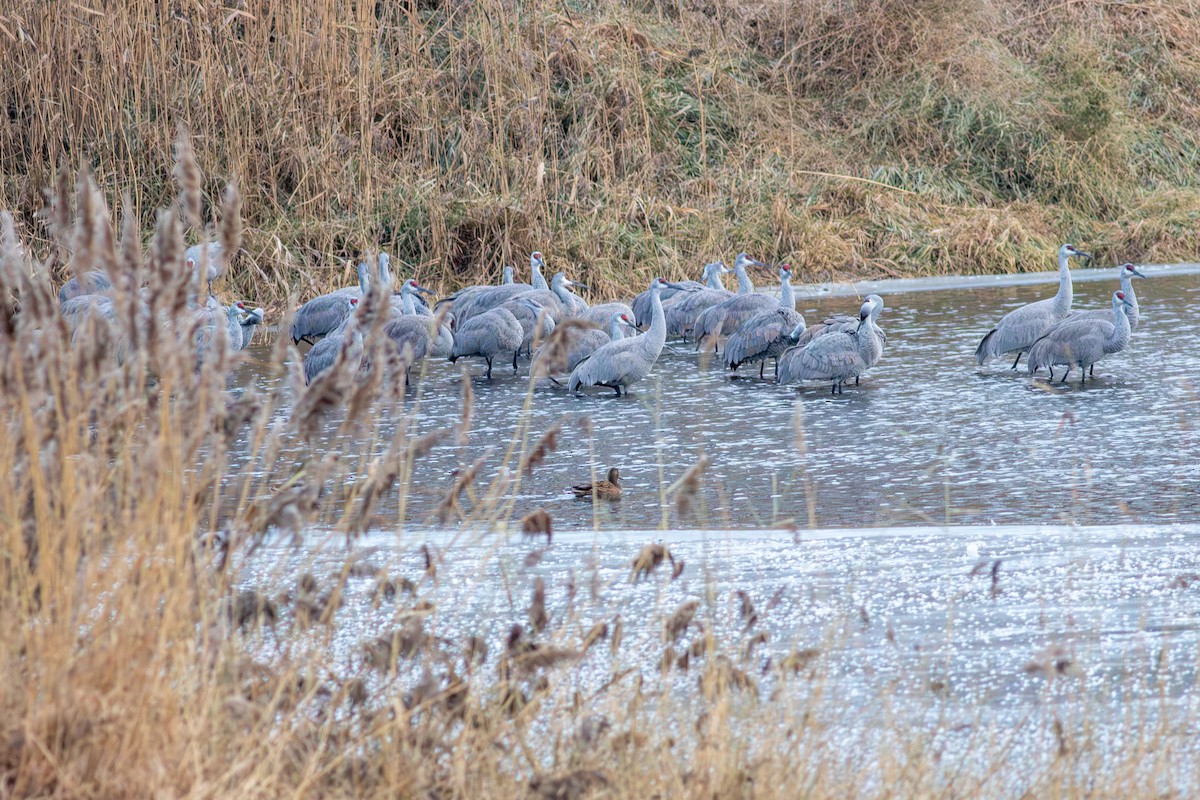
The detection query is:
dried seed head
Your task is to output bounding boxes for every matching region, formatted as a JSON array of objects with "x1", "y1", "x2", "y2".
[
  {"x1": 521, "y1": 508, "x2": 553, "y2": 542},
  {"x1": 173, "y1": 125, "x2": 204, "y2": 229},
  {"x1": 629, "y1": 542, "x2": 668, "y2": 582},
  {"x1": 520, "y1": 420, "x2": 562, "y2": 476},
  {"x1": 218, "y1": 180, "x2": 243, "y2": 265},
  {"x1": 529, "y1": 577, "x2": 548, "y2": 633}
]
